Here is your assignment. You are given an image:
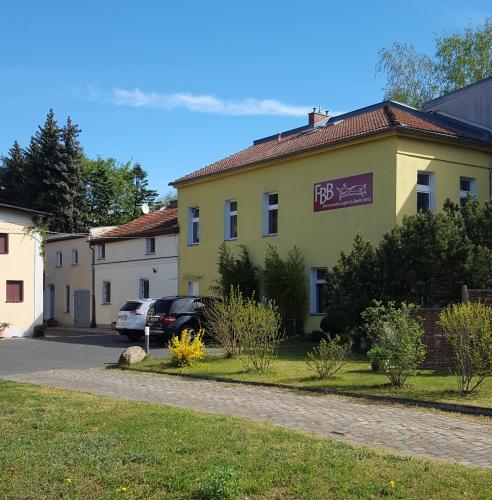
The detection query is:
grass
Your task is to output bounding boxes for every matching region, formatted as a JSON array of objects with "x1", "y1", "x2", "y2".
[
  {"x1": 1, "y1": 380, "x2": 492, "y2": 499},
  {"x1": 123, "y1": 343, "x2": 492, "y2": 408}
]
